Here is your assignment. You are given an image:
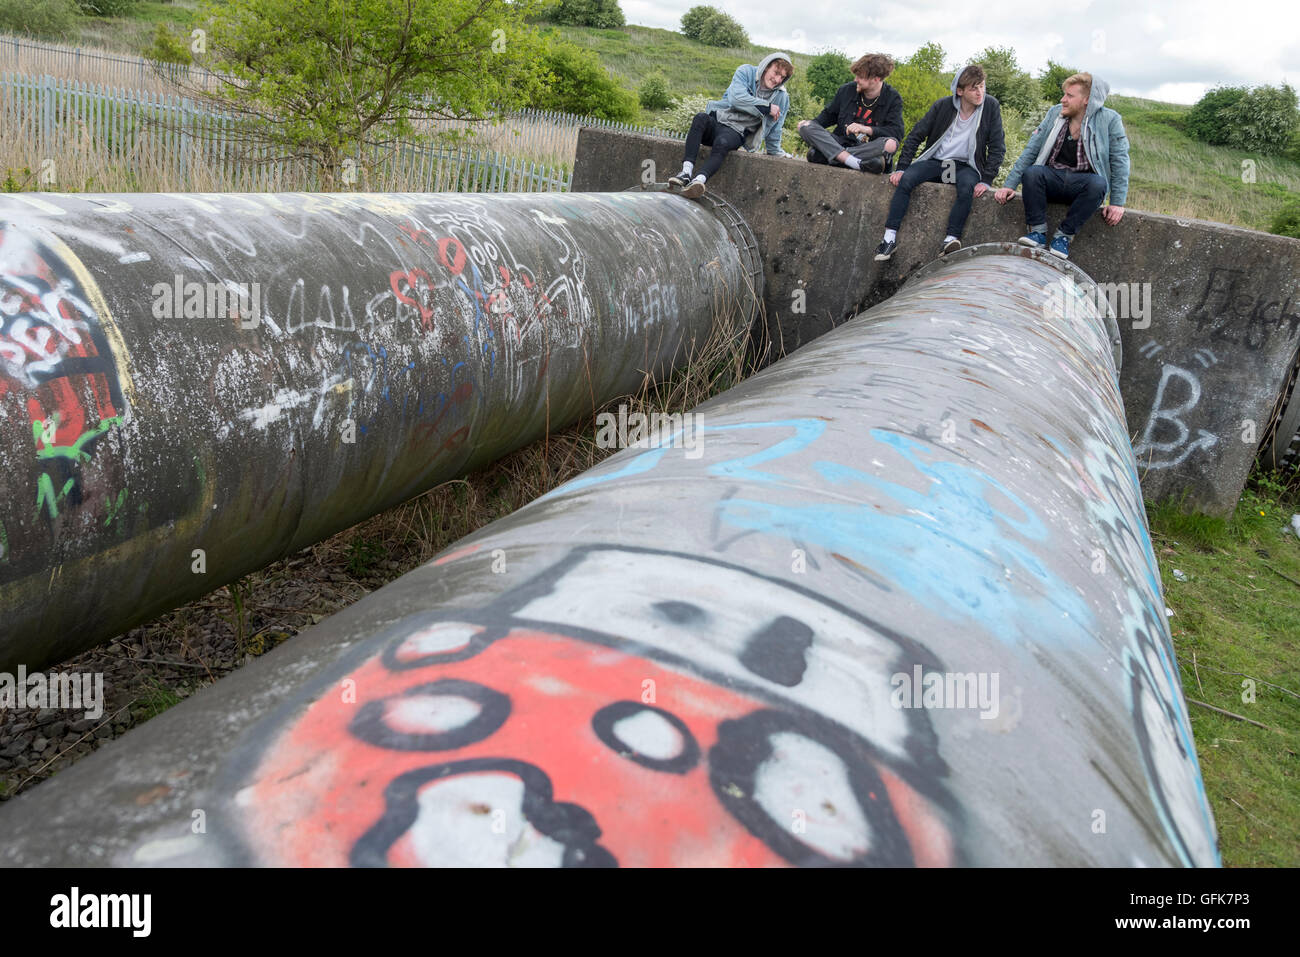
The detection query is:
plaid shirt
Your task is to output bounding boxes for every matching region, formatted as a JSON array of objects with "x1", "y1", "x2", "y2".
[{"x1": 1047, "y1": 120, "x2": 1092, "y2": 172}]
